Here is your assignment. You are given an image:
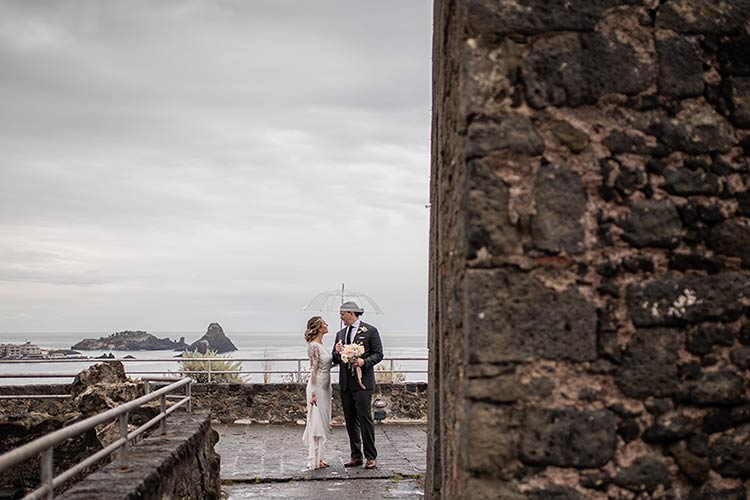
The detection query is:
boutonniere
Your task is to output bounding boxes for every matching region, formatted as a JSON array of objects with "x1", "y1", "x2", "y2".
[{"x1": 358, "y1": 326, "x2": 368, "y2": 334}]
